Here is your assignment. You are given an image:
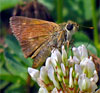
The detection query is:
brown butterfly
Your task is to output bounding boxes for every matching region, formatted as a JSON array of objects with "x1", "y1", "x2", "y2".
[{"x1": 10, "y1": 16, "x2": 79, "y2": 68}]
